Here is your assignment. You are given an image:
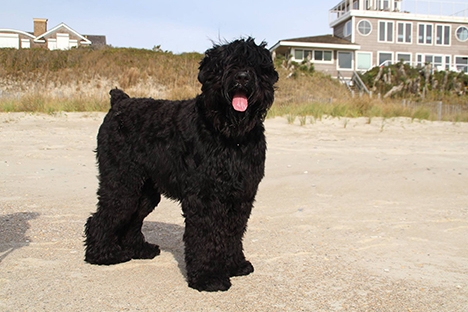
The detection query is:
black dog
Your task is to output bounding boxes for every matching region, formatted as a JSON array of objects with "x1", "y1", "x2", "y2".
[{"x1": 84, "y1": 38, "x2": 278, "y2": 292}]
